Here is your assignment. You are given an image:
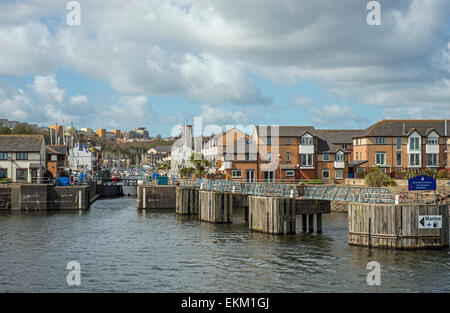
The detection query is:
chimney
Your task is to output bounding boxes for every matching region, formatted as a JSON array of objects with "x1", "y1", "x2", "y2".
[
  {"x1": 402, "y1": 121, "x2": 406, "y2": 135},
  {"x1": 445, "y1": 120, "x2": 448, "y2": 137}
]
